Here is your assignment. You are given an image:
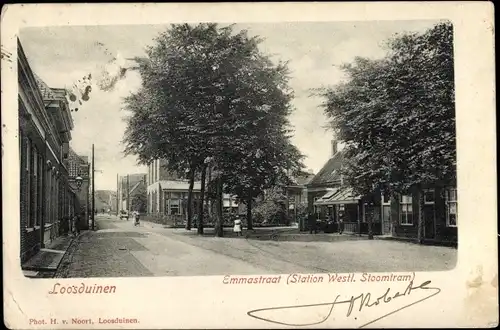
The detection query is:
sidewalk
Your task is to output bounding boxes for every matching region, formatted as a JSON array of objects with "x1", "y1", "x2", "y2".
[{"x1": 22, "y1": 233, "x2": 78, "y2": 278}]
